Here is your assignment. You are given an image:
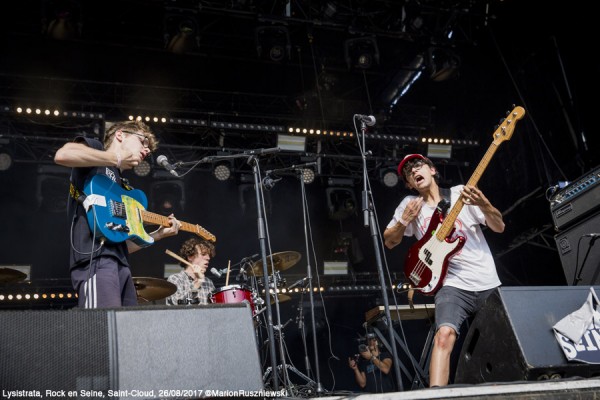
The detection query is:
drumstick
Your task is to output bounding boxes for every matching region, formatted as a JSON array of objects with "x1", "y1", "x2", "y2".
[
  {"x1": 165, "y1": 249, "x2": 193, "y2": 267},
  {"x1": 225, "y1": 260, "x2": 231, "y2": 286}
]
